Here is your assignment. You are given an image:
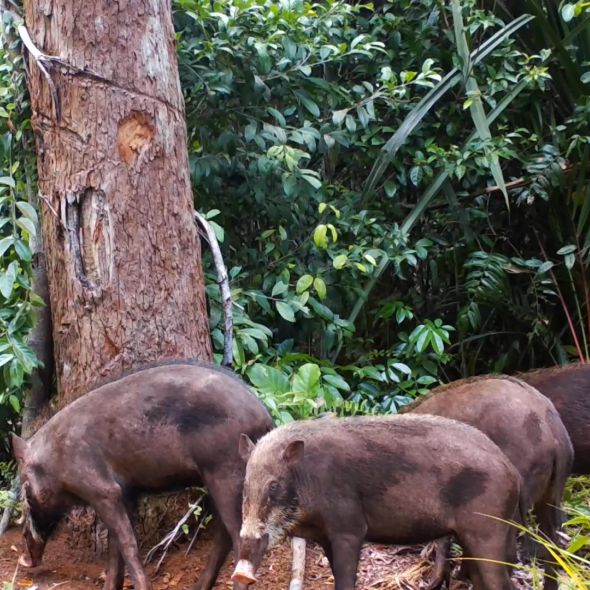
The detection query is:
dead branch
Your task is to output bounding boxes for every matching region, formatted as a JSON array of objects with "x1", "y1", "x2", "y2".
[
  {"x1": 17, "y1": 25, "x2": 62, "y2": 120},
  {"x1": 289, "y1": 536, "x2": 307, "y2": 590},
  {"x1": 144, "y1": 495, "x2": 205, "y2": 573},
  {"x1": 194, "y1": 211, "x2": 233, "y2": 367}
]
